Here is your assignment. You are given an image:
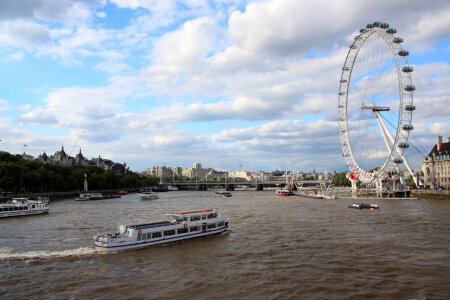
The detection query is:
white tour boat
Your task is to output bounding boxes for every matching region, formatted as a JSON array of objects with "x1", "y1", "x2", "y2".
[
  {"x1": 93, "y1": 209, "x2": 229, "y2": 252},
  {"x1": 139, "y1": 191, "x2": 159, "y2": 200},
  {"x1": 0, "y1": 198, "x2": 49, "y2": 218}
]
